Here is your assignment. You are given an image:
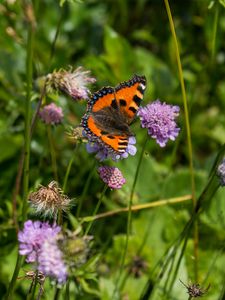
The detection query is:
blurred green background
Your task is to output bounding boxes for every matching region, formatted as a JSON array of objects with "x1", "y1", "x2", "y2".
[{"x1": 1, "y1": 0, "x2": 225, "y2": 299}]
